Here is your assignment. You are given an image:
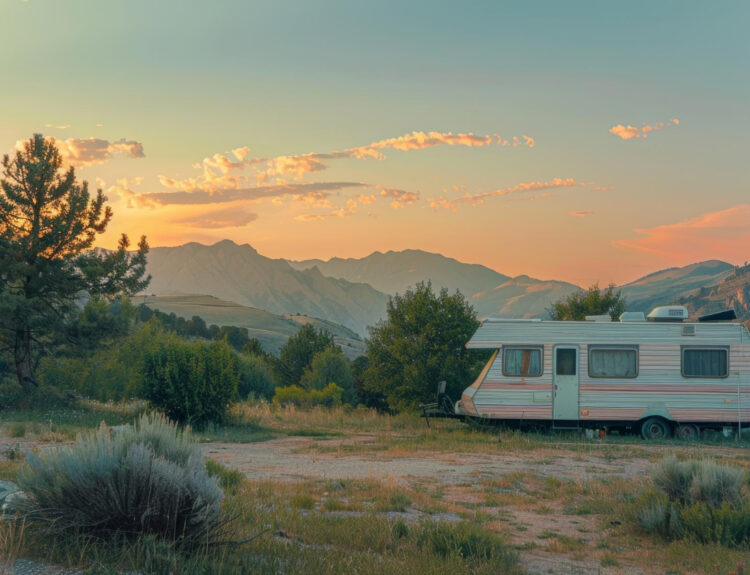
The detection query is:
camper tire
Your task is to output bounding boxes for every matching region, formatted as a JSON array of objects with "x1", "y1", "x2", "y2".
[
  {"x1": 676, "y1": 423, "x2": 700, "y2": 441},
  {"x1": 640, "y1": 417, "x2": 672, "y2": 440}
]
